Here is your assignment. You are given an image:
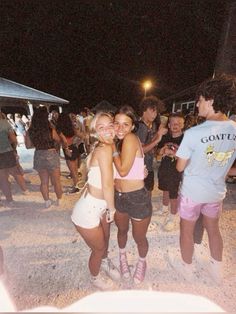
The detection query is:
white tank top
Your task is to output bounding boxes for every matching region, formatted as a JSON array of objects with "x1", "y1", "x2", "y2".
[
  {"x1": 87, "y1": 165, "x2": 116, "y2": 189},
  {"x1": 87, "y1": 166, "x2": 102, "y2": 189}
]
